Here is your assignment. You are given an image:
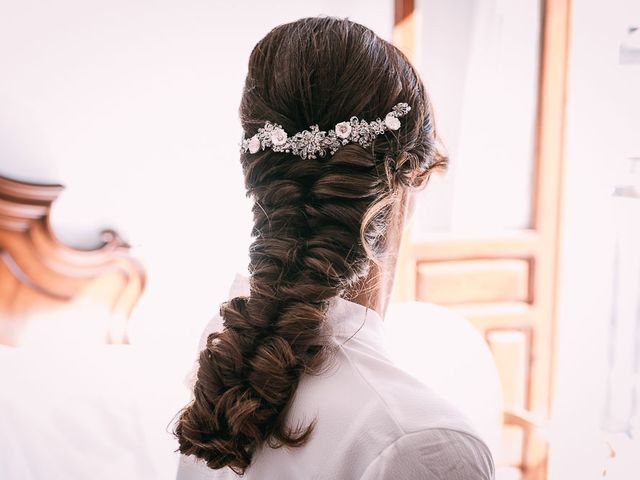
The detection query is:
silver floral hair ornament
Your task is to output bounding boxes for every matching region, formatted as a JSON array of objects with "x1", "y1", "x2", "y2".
[{"x1": 239, "y1": 102, "x2": 412, "y2": 160}]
